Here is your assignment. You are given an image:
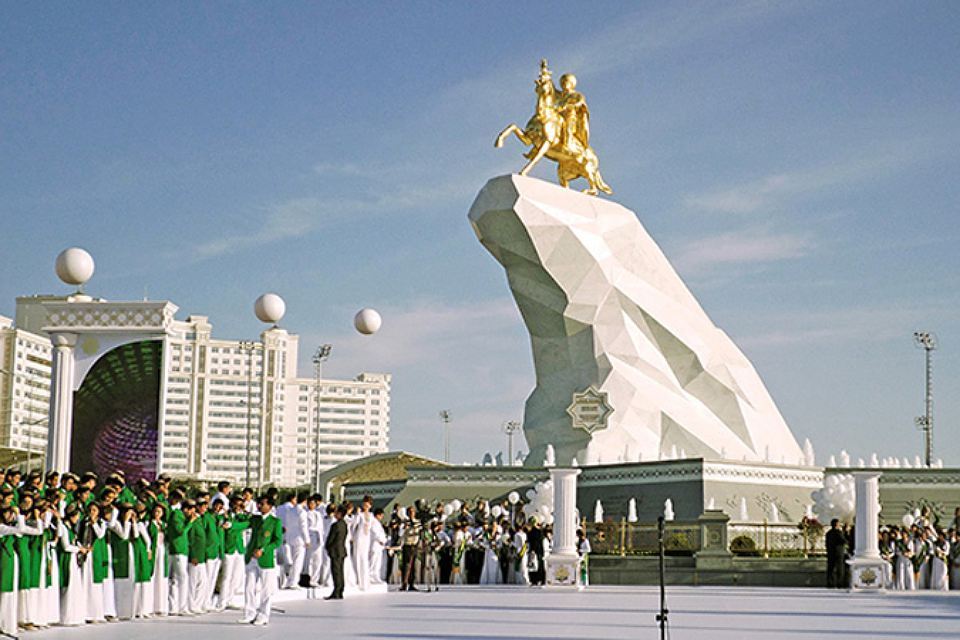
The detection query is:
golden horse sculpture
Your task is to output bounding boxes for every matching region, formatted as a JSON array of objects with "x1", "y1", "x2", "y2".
[{"x1": 495, "y1": 60, "x2": 612, "y2": 196}]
